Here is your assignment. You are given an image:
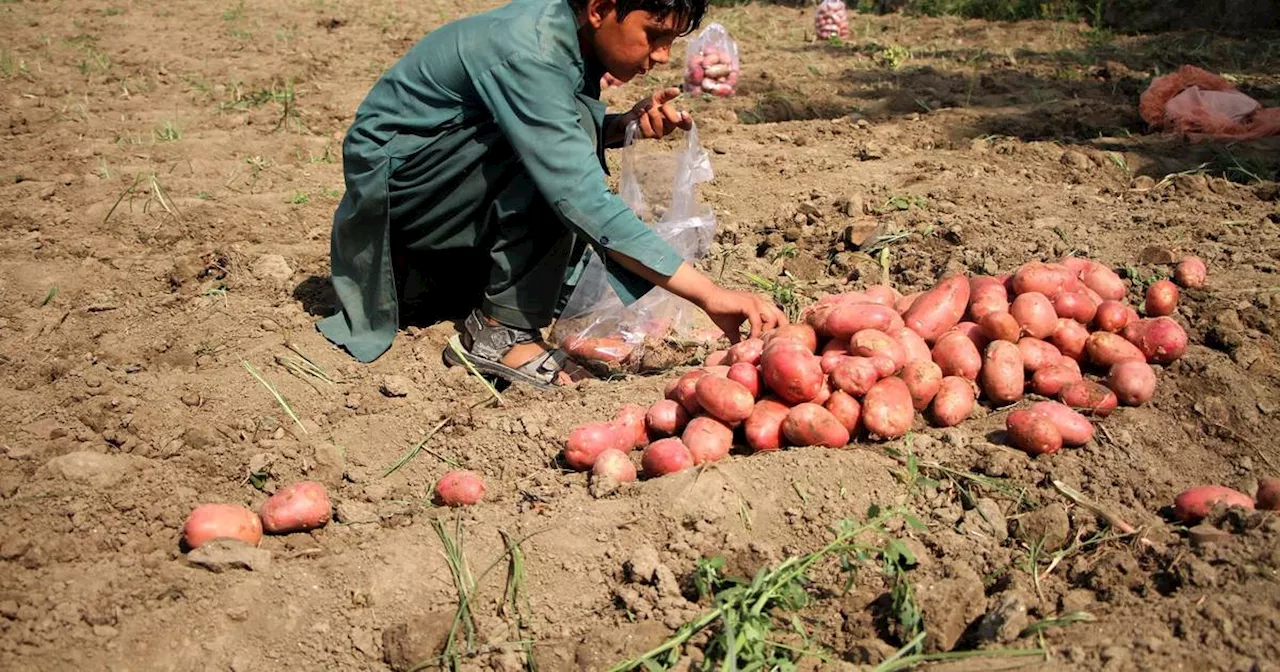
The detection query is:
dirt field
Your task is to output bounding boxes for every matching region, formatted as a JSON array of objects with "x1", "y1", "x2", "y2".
[{"x1": 3, "y1": 1, "x2": 1280, "y2": 670}]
